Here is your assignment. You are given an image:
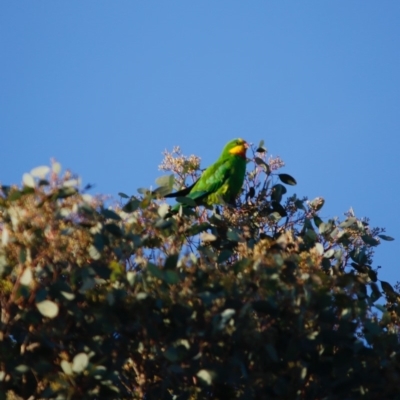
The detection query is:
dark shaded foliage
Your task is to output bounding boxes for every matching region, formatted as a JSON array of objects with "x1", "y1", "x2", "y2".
[{"x1": 0, "y1": 149, "x2": 397, "y2": 400}]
